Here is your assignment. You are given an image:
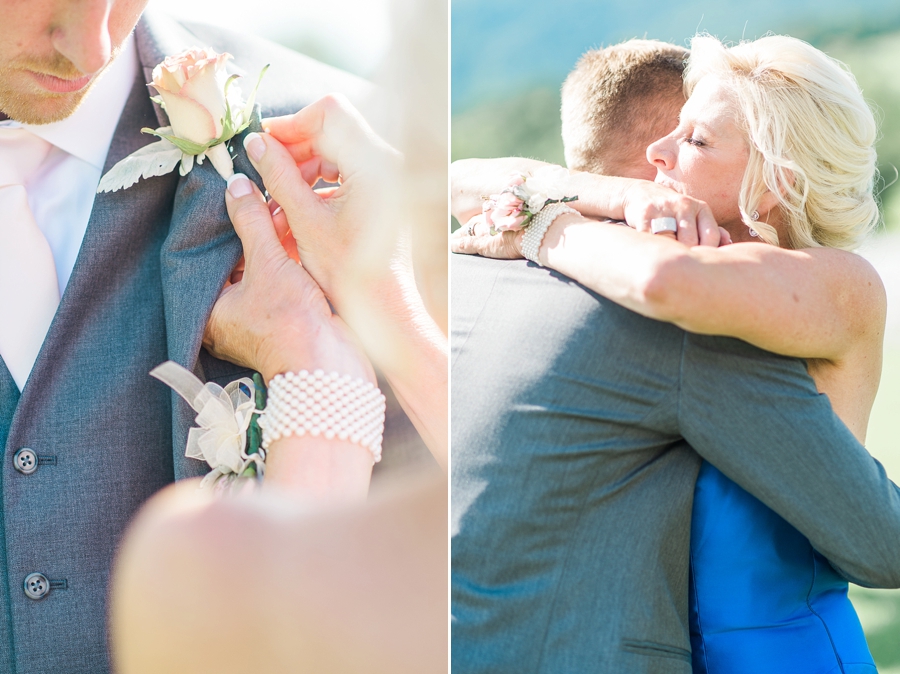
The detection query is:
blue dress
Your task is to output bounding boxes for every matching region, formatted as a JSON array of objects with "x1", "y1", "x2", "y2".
[{"x1": 689, "y1": 461, "x2": 877, "y2": 674}]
